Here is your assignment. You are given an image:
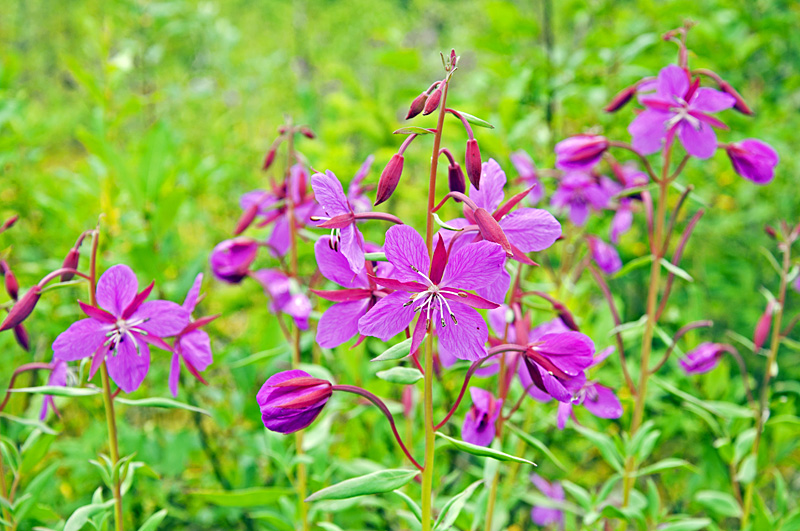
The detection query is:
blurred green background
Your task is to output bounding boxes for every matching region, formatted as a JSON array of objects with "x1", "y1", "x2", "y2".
[{"x1": 0, "y1": 0, "x2": 798, "y2": 529}]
